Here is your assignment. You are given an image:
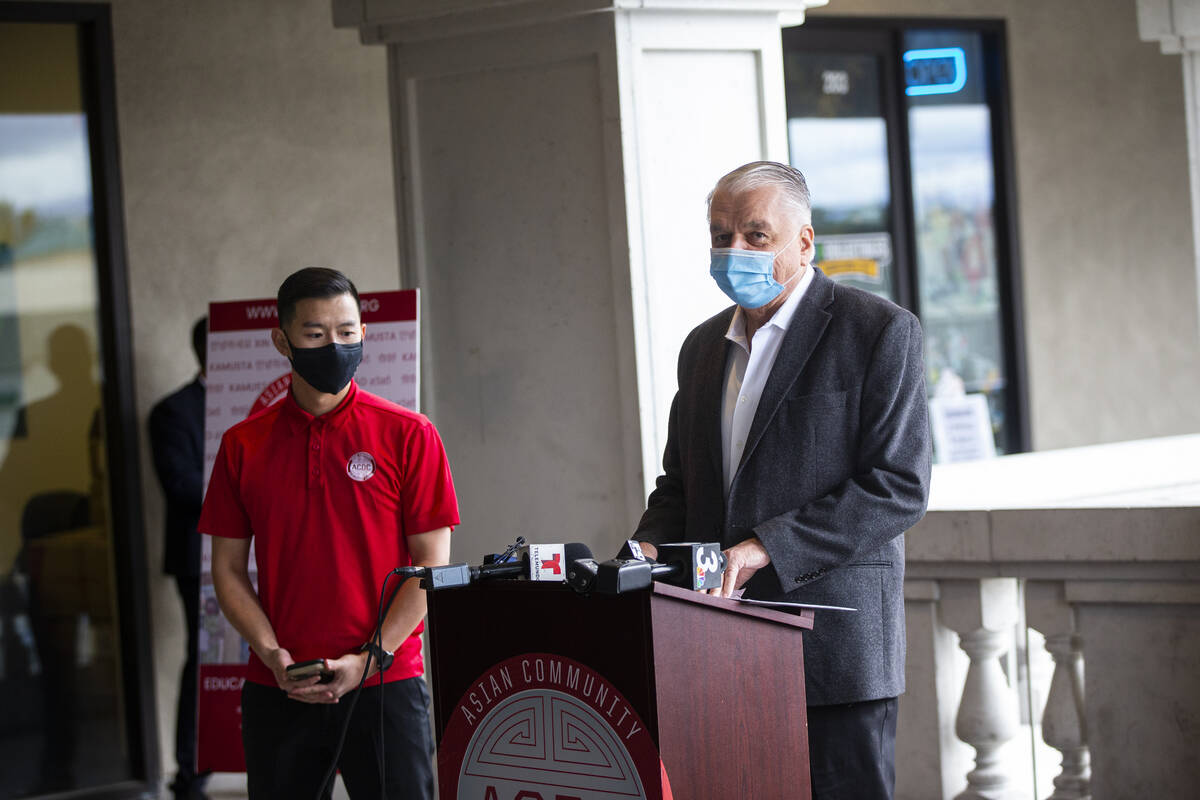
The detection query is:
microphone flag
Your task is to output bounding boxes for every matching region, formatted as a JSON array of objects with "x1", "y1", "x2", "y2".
[{"x1": 526, "y1": 544, "x2": 566, "y2": 581}]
